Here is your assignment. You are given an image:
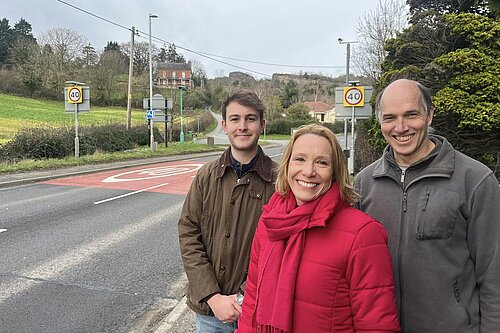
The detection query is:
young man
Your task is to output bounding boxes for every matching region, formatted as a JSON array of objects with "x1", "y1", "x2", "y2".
[
  {"x1": 178, "y1": 90, "x2": 277, "y2": 332},
  {"x1": 355, "y1": 79, "x2": 500, "y2": 332}
]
